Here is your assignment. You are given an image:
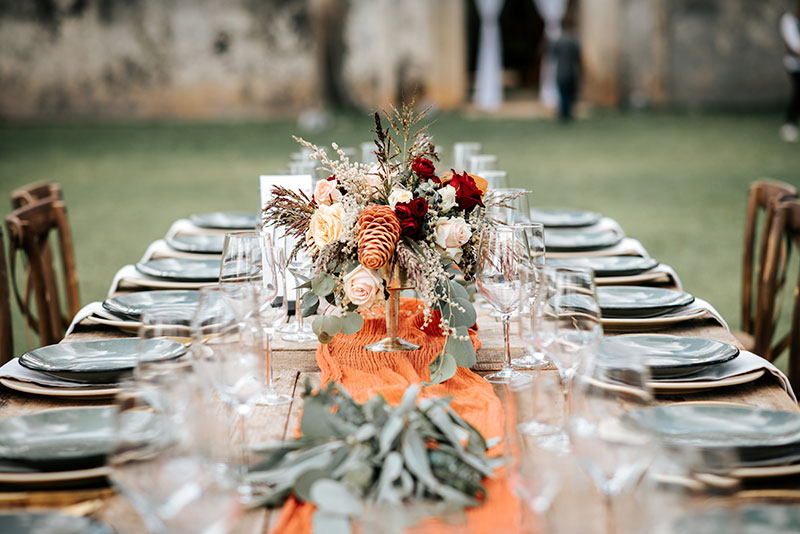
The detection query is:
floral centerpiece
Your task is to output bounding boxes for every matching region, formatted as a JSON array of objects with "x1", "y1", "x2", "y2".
[{"x1": 262, "y1": 102, "x2": 509, "y2": 384}]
